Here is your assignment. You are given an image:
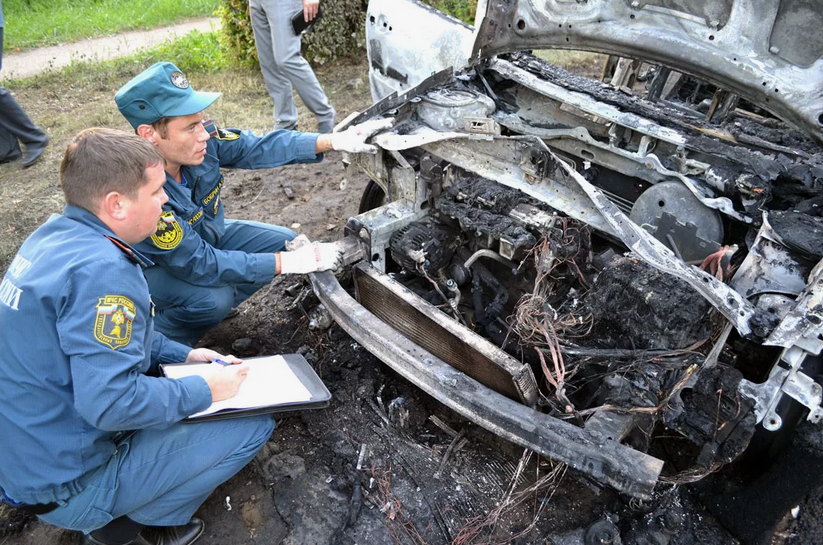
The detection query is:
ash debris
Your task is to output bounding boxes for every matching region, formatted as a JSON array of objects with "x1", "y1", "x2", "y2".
[
  {"x1": 582, "y1": 256, "x2": 713, "y2": 351},
  {"x1": 665, "y1": 366, "x2": 756, "y2": 467},
  {"x1": 768, "y1": 210, "x2": 823, "y2": 259}
]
